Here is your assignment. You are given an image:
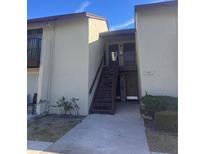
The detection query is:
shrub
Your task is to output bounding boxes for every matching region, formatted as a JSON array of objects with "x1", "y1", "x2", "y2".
[
  {"x1": 52, "y1": 96, "x2": 80, "y2": 116},
  {"x1": 54, "y1": 97, "x2": 73, "y2": 115},
  {"x1": 141, "y1": 94, "x2": 178, "y2": 117},
  {"x1": 154, "y1": 111, "x2": 178, "y2": 132}
]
